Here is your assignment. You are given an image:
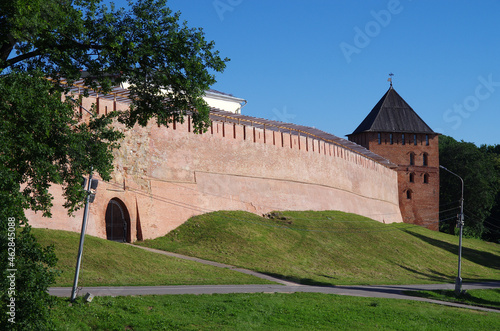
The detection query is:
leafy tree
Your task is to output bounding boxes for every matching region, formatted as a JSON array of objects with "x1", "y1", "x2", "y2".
[
  {"x1": 479, "y1": 144, "x2": 500, "y2": 243},
  {"x1": 485, "y1": 194, "x2": 500, "y2": 243},
  {"x1": 1, "y1": 0, "x2": 227, "y2": 132},
  {"x1": 439, "y1": 135, "x2": 500, "y2": 240},
  {"x1": 0, "y1": 0, "x2": 227, "y2": 329}
]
